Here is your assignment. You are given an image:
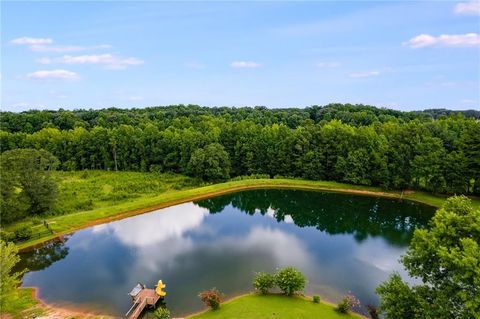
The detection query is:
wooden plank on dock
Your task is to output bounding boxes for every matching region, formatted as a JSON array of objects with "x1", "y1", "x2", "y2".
[{"x1": 126, "y1": 289, "x2": 161, "y2": 319}]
